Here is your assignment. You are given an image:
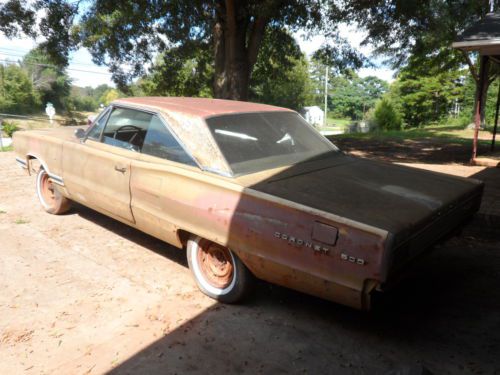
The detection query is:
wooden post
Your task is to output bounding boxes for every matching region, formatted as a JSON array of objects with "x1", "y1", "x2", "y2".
[
  {"x1": 492, "y1": 81, "x2": 500, "y2": 151},
  {"x1": 472, "y1": 55, "x2": 489, "y2": 162}
]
